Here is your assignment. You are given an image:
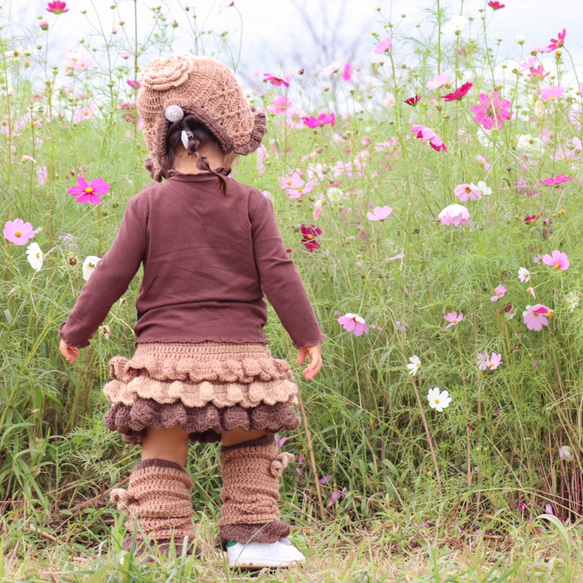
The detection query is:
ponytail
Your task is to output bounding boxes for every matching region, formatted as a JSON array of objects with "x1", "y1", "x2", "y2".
[{"x1": 166, "y1": 116, "x2": 230, "y2": 195}]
